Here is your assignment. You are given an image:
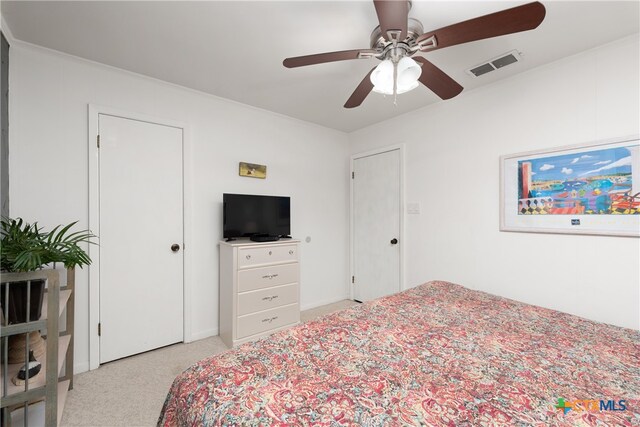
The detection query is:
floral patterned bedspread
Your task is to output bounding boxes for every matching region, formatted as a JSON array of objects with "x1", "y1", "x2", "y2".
[{"x1": 159, "y1": 281, "x2": 639, "y2": 426}]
